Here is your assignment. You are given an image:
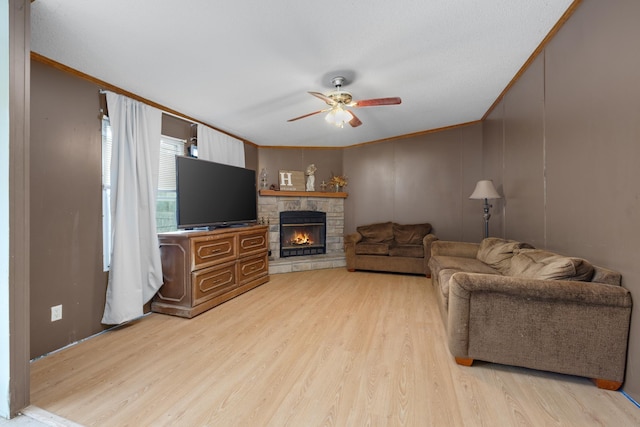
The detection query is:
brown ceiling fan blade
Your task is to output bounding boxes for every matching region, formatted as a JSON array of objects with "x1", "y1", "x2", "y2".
[
  {"x1": 287, "y1": 110, "x2": 326, "y2": 122},
  {"x1": 348, "y1": 111, "x2": 362, "y2": 127},
  {"x1": 353, "y1": 97, "x2": 402, "y2": 107},
  {"x1": 308, "y1": 91, "x2": 335, "y2": 105}
]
